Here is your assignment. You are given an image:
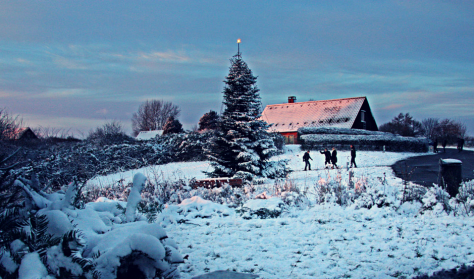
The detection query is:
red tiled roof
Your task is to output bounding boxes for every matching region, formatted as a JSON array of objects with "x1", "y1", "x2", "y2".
[{"x1": 260, "y1": 97, "x2": 366, "y2": 133}]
